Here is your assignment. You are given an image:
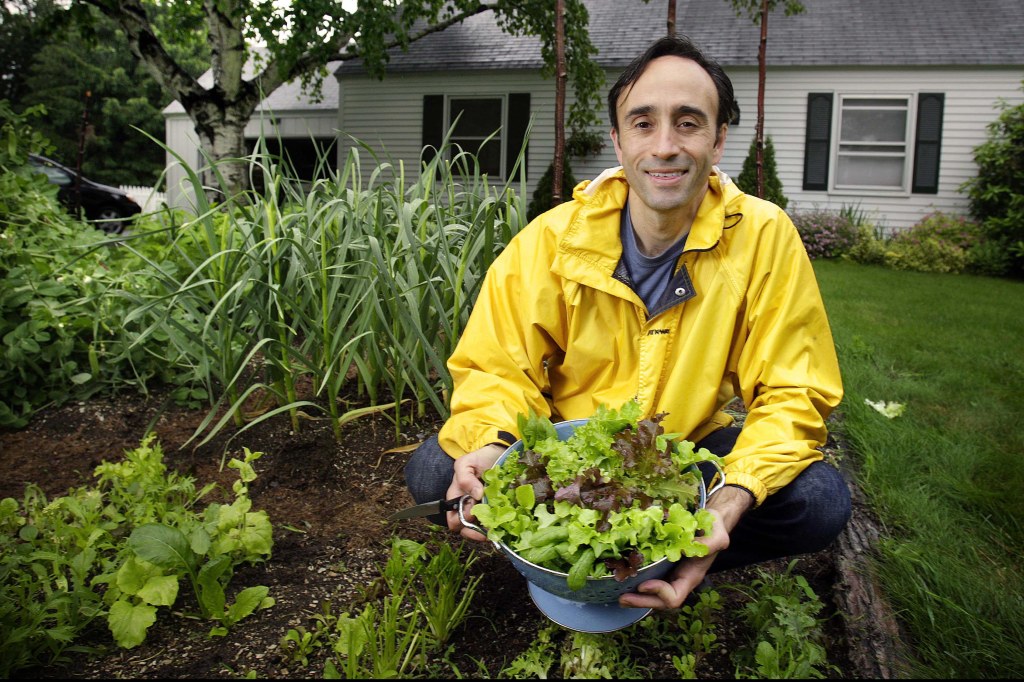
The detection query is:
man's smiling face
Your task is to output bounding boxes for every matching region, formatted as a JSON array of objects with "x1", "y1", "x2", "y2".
[{"x1": 611, "y1": 56, "x2": 726, "y2": 227}]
